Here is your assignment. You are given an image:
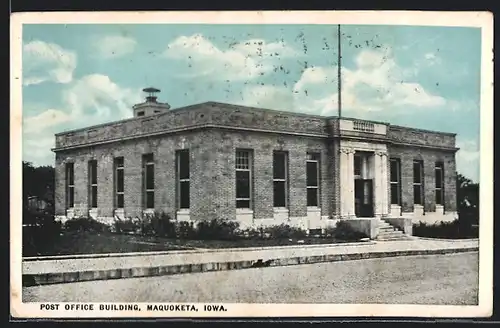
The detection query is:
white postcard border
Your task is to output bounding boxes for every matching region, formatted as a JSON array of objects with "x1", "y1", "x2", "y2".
[{"x1": 10, "y1": 10, "x2": 494, "y2": 319}]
